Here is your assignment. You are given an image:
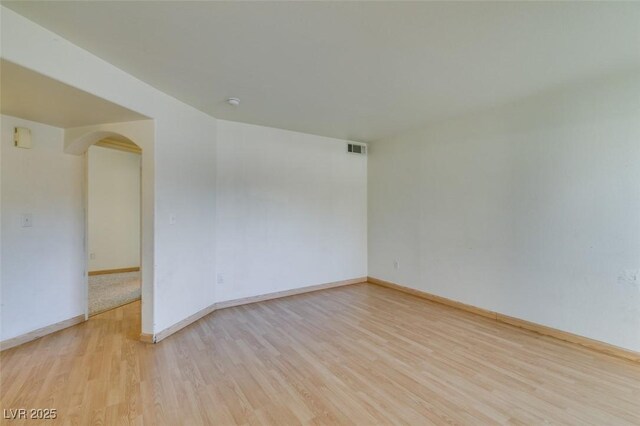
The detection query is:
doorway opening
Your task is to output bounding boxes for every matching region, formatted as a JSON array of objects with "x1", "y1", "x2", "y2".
[
  {"x1": 86, "y1": 137, "x2": 142, "y2": 316},
  {"x1": 65, "y1": 122, "x2": 154, "y2": 340}
]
